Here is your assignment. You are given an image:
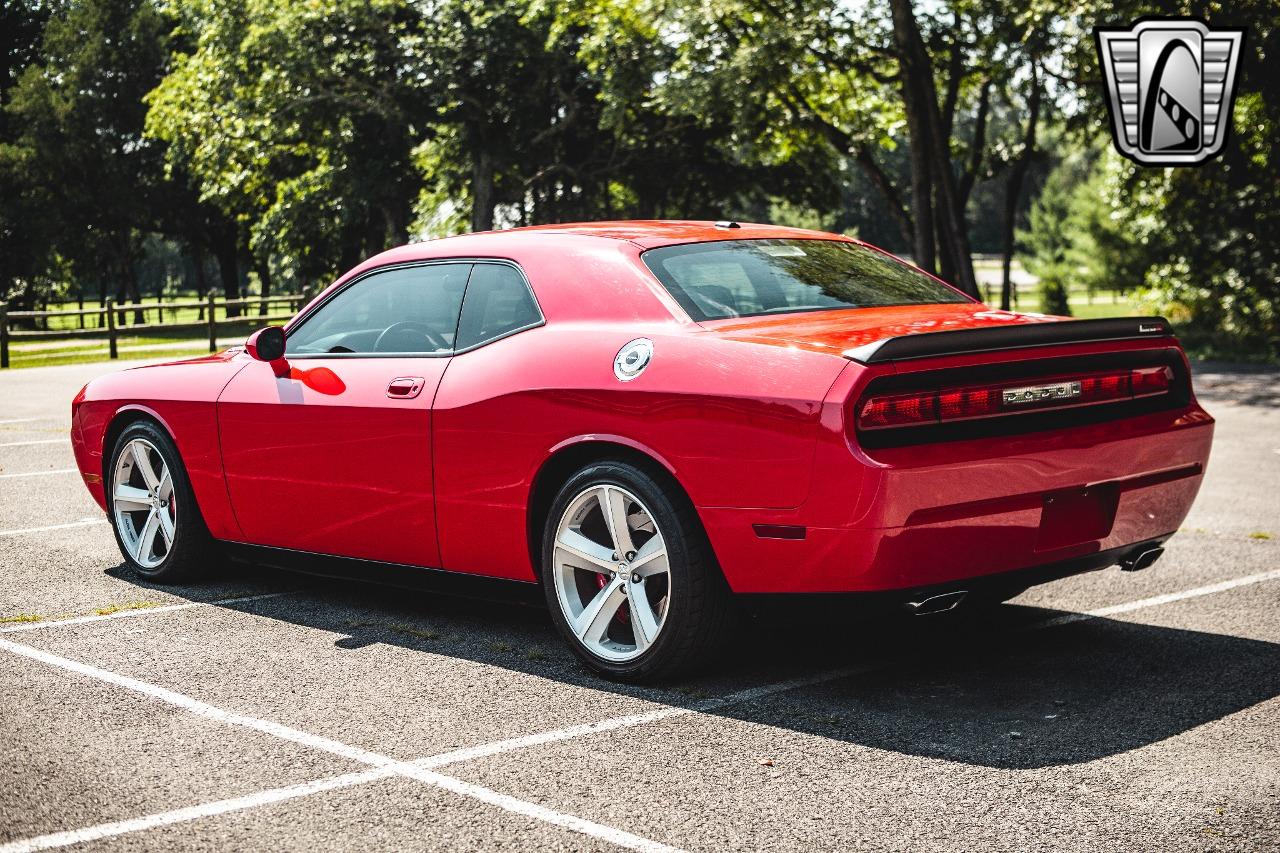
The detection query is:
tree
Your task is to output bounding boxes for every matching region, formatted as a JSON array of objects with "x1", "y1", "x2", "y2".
[
  {"x1": 2, "y1": 0, "x2": 172, "y2": 313},
  {"x1": 147, "y1": 0, "x2": 427, "y2": 294}
]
